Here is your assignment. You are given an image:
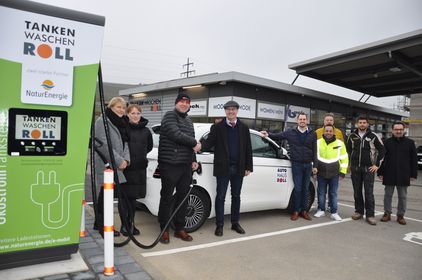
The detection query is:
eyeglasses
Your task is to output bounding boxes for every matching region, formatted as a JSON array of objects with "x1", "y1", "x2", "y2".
[{"x1": 393, "y1": 128, "x2": 404, "y2": 131}]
